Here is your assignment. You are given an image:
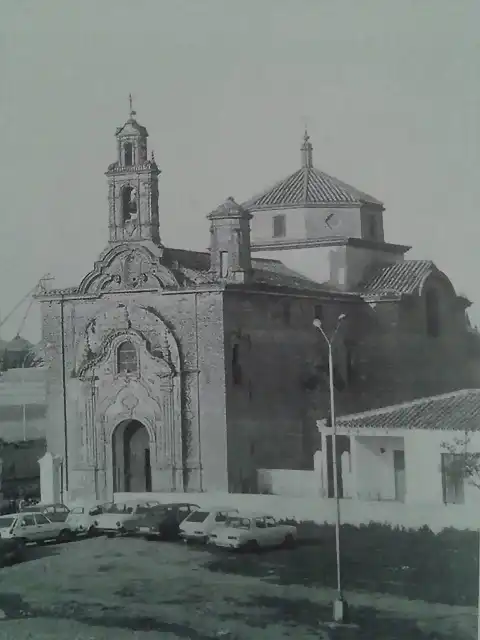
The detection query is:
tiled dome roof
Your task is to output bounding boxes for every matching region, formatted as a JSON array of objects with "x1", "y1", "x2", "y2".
[{"x1": 243, "y1": 132, "x2": 383, "y2": 210}]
